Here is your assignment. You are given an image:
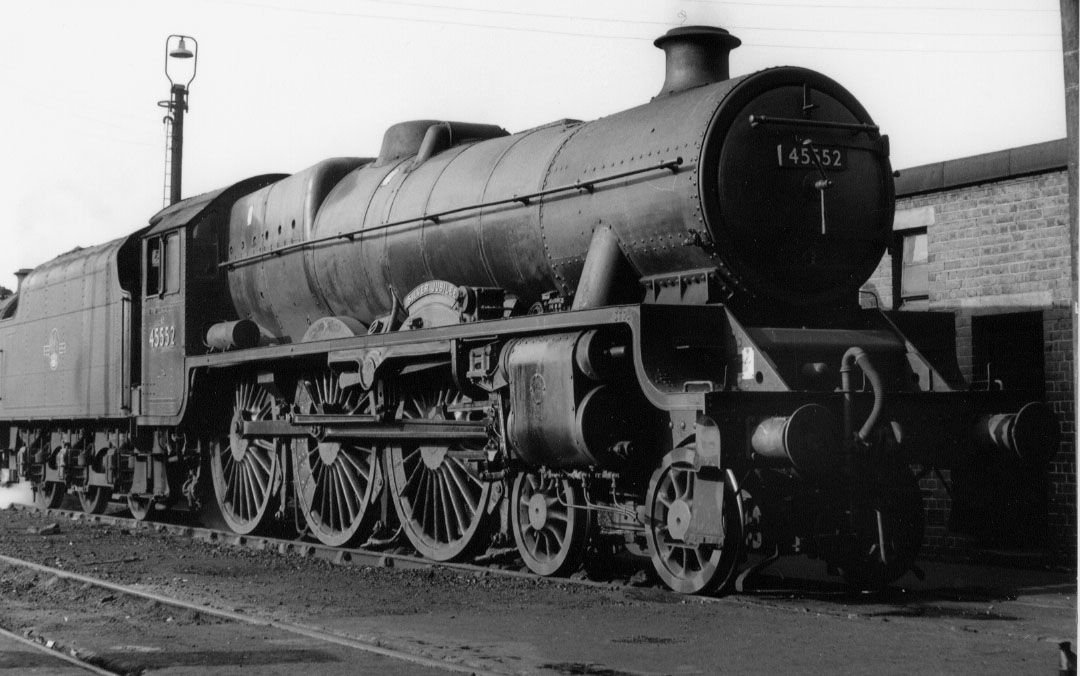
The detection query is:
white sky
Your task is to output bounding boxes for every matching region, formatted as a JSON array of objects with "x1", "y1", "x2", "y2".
[{"x1": 0, "y1": 0, "x2": 1068, "y2": 291}]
